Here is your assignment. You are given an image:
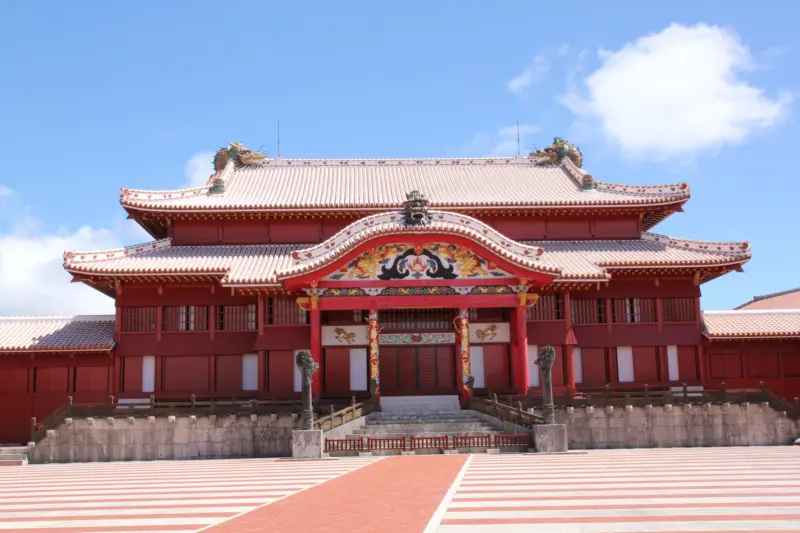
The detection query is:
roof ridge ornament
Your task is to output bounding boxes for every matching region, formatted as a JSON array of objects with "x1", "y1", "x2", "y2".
[
  {"x1": 403, "y1": 190, "x2": 430, "y2": 226},
  {"x1": 213, "y1": 141, "x2": 268, "y2": 172},
  {"x1": 530, "y1": 137, "x2": 584, "y2": 169}
]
